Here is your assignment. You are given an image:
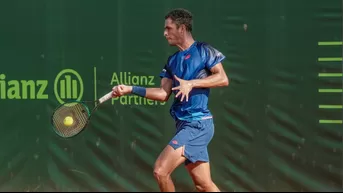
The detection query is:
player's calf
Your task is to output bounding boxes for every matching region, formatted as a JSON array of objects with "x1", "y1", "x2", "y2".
[
  {"x1": 186, "y1": 161, "x2": 220, "y2": 192},
  {"x1": 195, "y1": 182, "x2": 220, "y2": 192}
]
